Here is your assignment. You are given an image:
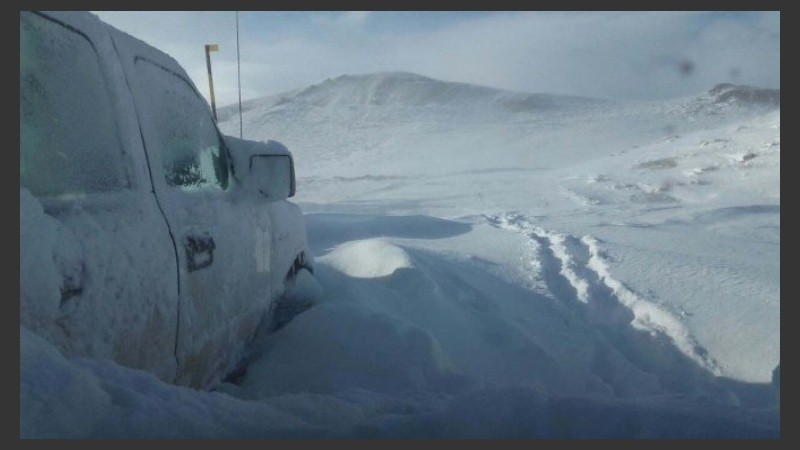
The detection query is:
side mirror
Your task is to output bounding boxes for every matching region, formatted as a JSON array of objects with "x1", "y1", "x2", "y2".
[
  {"x1": 249, "y1": 154, "x2": 295, "y2": 200},
  {"x1": 223, "y1": 135, "x2": 296, "y2": 201}
]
